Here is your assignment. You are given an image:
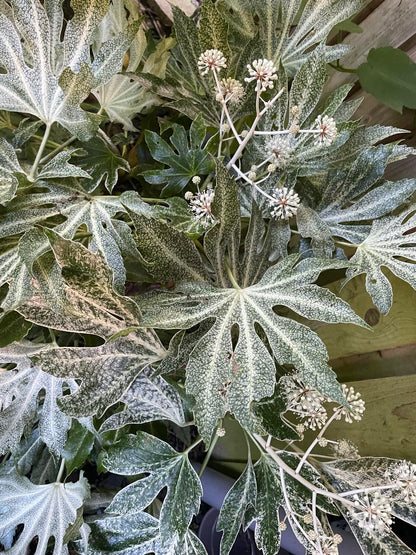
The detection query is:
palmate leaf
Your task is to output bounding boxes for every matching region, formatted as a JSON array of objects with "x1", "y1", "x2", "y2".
[
  {"x1": 345, "y1": 208, "x2": 416, "y2": 314},
  {"x1": 18, "y1": 234, "x2": 166, "y2": 417},
  {"x1": 139, "y1": 255, "x2": 366, "y2": 442},
  {"x1": 143, "y1": 115, "x2": 215, "y2": 197},
  {"x1": 87, "y1": 511, "x2": 207, "y2": 555},
  {"x1": 323, "y1": 458, "x2": 416, "y2": 555},
  {"x1": 99, "y1": 366, "x2": 189, "y2": 432},
  {"x1": 217, "y1": 459, "x2": 257, "y2": 555},
  {"x1": 0, "y1": 137, "x2": 26, "y2": 204},
  {"x1": 0, "y1": 341, "x2": 76, "y2": 455},
  {"x1": 0, "y1": 0, "x2": 141, "y2": 140},
  {"x1": 312, "y1": 145, "x2": 416, "y2": 246},
  {"x1": 0, "y1": 465, "x2": 89, "y2": 555},
  {"x1": 78, "y1": 137, "x2": 130, "y2": 193},
  {"x1": 0, "y1": 182, "x2": 143, "y2": 292},
  {"x1": 100, "y1": 432, "x2": 202, "y2": 546}
]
